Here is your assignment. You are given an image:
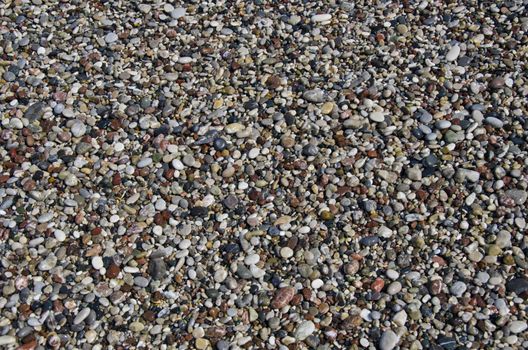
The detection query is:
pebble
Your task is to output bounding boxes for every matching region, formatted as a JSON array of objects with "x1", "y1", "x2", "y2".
[
  {"x1": 272, "y1": 287, "x2": 295, "y2": 309},
  {"x1": 311, "y1": 14, "x2": 332, "y2": 23},
  {"x1": 303, "y1": 89, "x2": 325, "y2": 103},
  {"x1": 369, "y1": 111, "x2": 385, "y2": 122},
  {"x1": 104, "y1": 32, "x2": 118, "y2": 43},
  {"x1": 485, "y1": 117, "x2": 504, "y2": 128},
  {"x1": 393, "y1": 310, "x2": 407, "y2": 327},
  {"x1": 508, "y1": 321, "x2": 527, "y2": 334},
  {"x1": 172, "y1": 7, "x2": 186, "y2": 19},
  {"x1": 294, "y1": 321, "x2": 315, "y2": 340},
  {"x1": 446, "y1": 45, "x2": 461, "y2": 61},
  {"x1": 71, "y1": 121, "x2": 86, "y2": 137},
  {"x1": 137, "y1": 158, "x2": 152, "y2": 168},
  {"x1": 38, "y1": 255, "x2": 57, "y2": 271},
  {"x1": 506, "y1": 278, "x2": 528, "y2": 295},
  {"x1": 379, "y1": 330, "x2": 400, "y2": 350},
  {"x1": 280, "y1": 247, "x2": 294, "y2": 259},
  {"x1": 0, "y1": 336, "x2": 16, "y2": 346},
  {"x1": 74, "y1": 307, "x2": 91, "y2": 325},
  {"x1": 91, "y1": 256, "x2": 104, "y2": 270},
  {"x1": 450, "y1": 281, "x2": 467, "y2": 297}
]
